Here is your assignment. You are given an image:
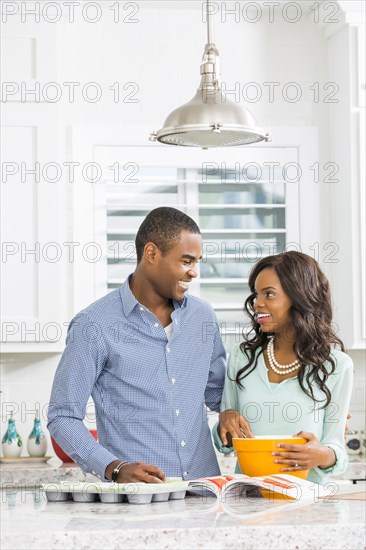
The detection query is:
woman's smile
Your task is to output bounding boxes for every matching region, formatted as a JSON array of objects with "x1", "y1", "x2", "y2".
[{"x1": 256, "y1": 313, "x2": 272, "y2": 324}]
